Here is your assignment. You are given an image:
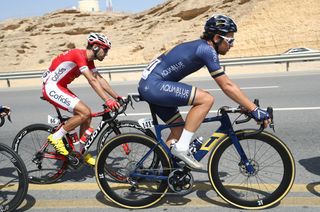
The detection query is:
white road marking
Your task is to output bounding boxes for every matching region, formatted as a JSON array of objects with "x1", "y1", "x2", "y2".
[{"x1": 206, "y1": 85, "x2": 279, "y2": 91}]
